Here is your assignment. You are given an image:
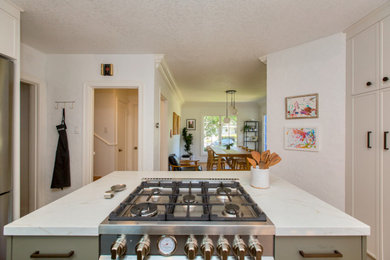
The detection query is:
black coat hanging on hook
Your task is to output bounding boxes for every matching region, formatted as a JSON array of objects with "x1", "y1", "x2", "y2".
[{"x1": 51, "y1": 108, "x2": 71, "y2": 189}]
